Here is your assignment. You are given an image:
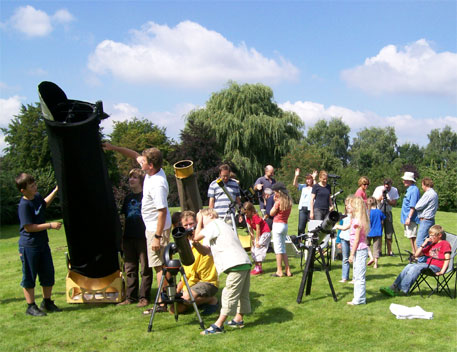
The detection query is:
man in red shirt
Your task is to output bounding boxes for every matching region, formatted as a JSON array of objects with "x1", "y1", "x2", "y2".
[{"x1": 380, "y1": 224, "x2": 451, "y2": 296}]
